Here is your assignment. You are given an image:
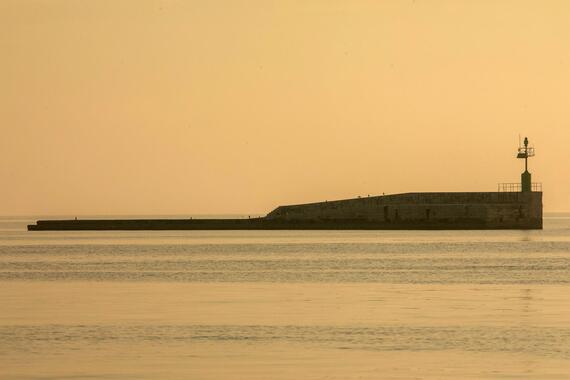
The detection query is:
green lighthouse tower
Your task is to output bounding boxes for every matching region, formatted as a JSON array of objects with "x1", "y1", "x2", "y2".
[{"x1": 517, "y1": 137, "x2": 535, "y2": 192}]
